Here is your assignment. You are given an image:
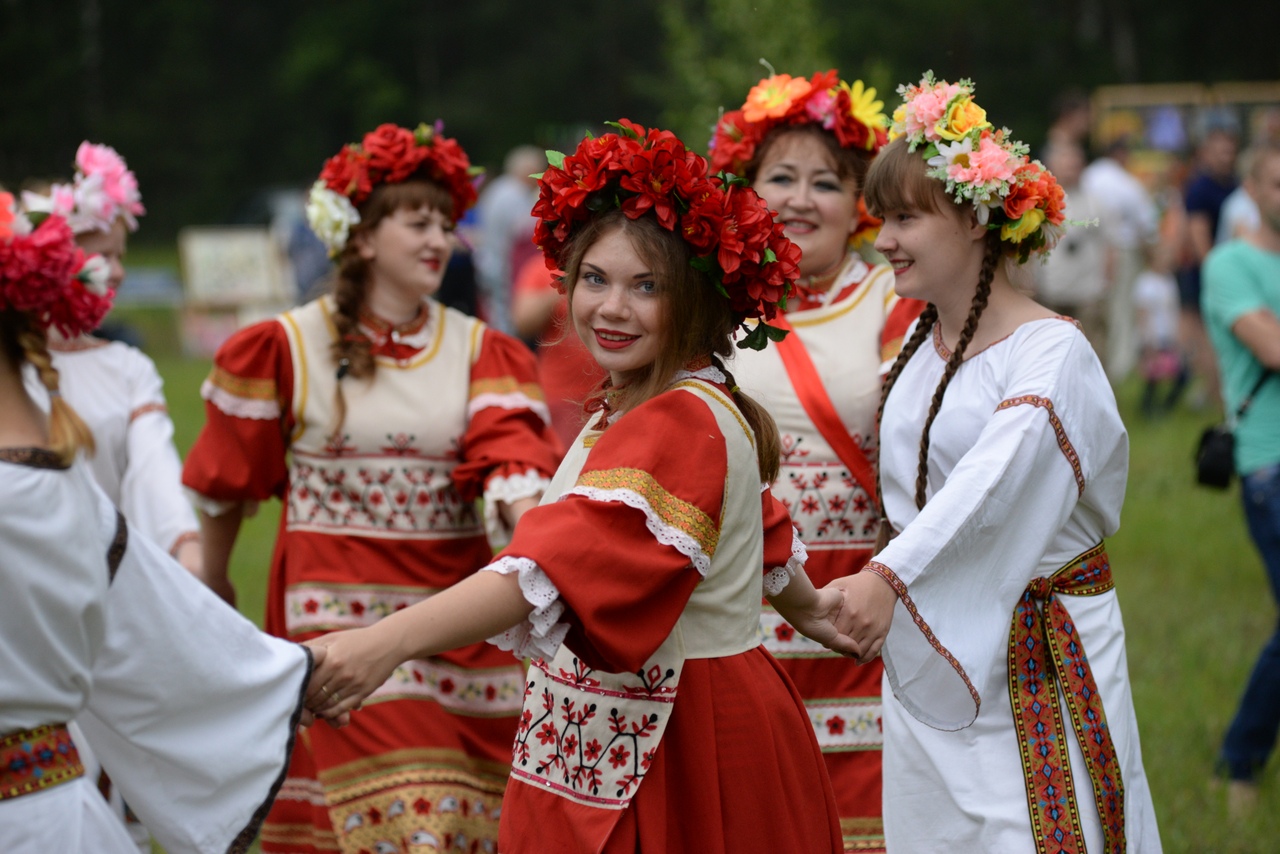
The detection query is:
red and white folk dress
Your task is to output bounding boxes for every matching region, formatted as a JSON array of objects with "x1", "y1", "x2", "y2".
[
  {"x1": 183, "y1": 295, "x2": 559, "y2": 854},
  {"x1": 482, "y1": 367, "x2": 843, "y2": 853},
  {"x1": 732, "y1": 254, "x2": 924, "y2": 853}
]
